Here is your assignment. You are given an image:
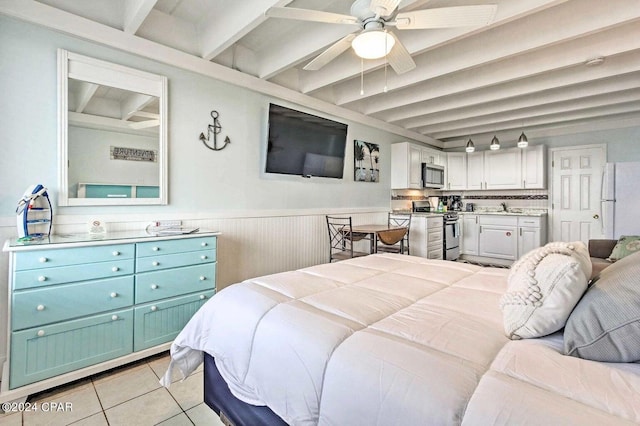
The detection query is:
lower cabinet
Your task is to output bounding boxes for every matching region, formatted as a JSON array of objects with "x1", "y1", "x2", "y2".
[
  {"x1": 461, "y1": 214, "x2": 546, "y2": 263},
  {"x1": 461, "y1": 215, "x2": 479, "y2": 256},
  {"x1": 134, "y1": 290, "x2": 214, "y2": 351},
  {"x1": 479, "y1": 217, "x2": 518, "y2": 261},
  {"x1": 4, "y1": 232, "x2": 218, "y2": 398},
  {"x1": 10, "y1": 309, "x2": 134, "y2": 388},
  {"x1": 409, "y1": 215, "x2": 443, "y2": 259}
]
